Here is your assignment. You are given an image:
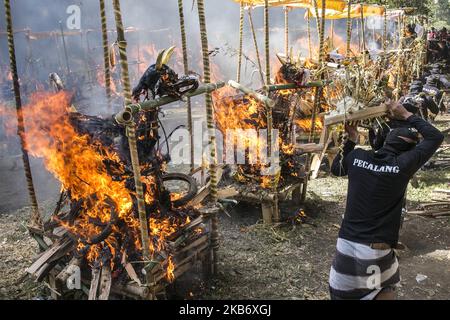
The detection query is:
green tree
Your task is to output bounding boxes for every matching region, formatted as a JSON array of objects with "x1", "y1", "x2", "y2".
[
  {"x1": 430, "y1": 0, "x2": 450, "y2": 26},
  {"x1": 367, "y1": 0, "x2": 449, "y2": 27}
]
